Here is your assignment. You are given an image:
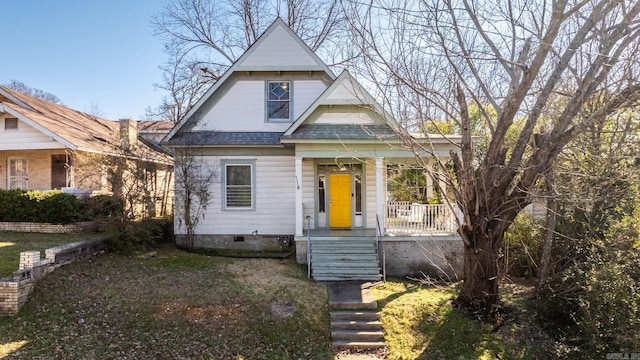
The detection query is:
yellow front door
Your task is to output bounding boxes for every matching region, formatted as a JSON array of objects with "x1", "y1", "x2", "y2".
[{"x1": 329, "y1": 173, "x2": 352, "y2": 228}]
